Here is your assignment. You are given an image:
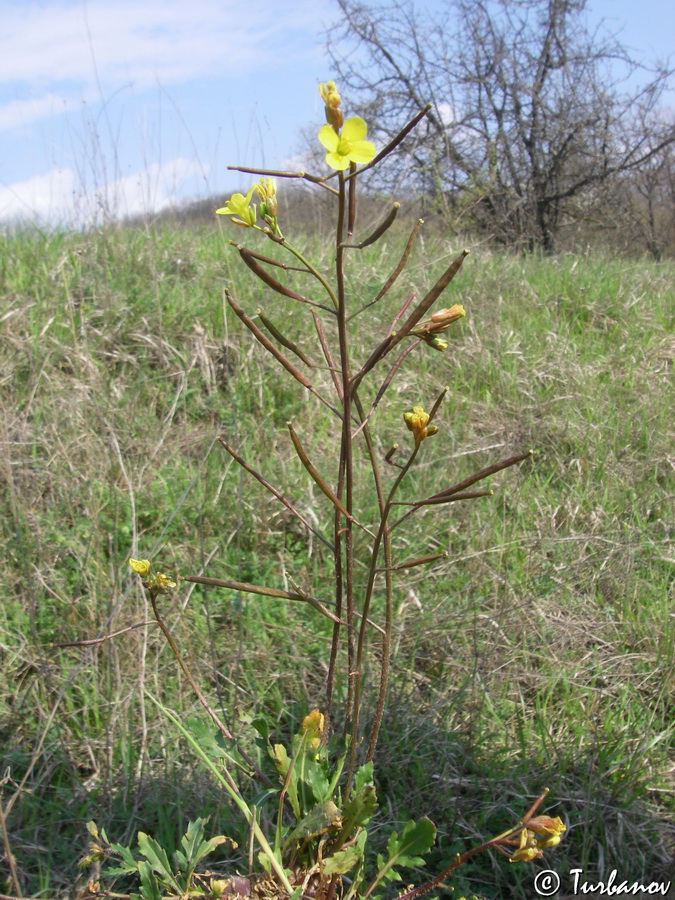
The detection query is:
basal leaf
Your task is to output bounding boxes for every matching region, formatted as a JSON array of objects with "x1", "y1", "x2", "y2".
[
  {"x1": 137, "y1": 833, "x2": 181, "y2": 892},
  {"x1": 138, "y1": 861, "x2": 162, "y2": 900}
]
